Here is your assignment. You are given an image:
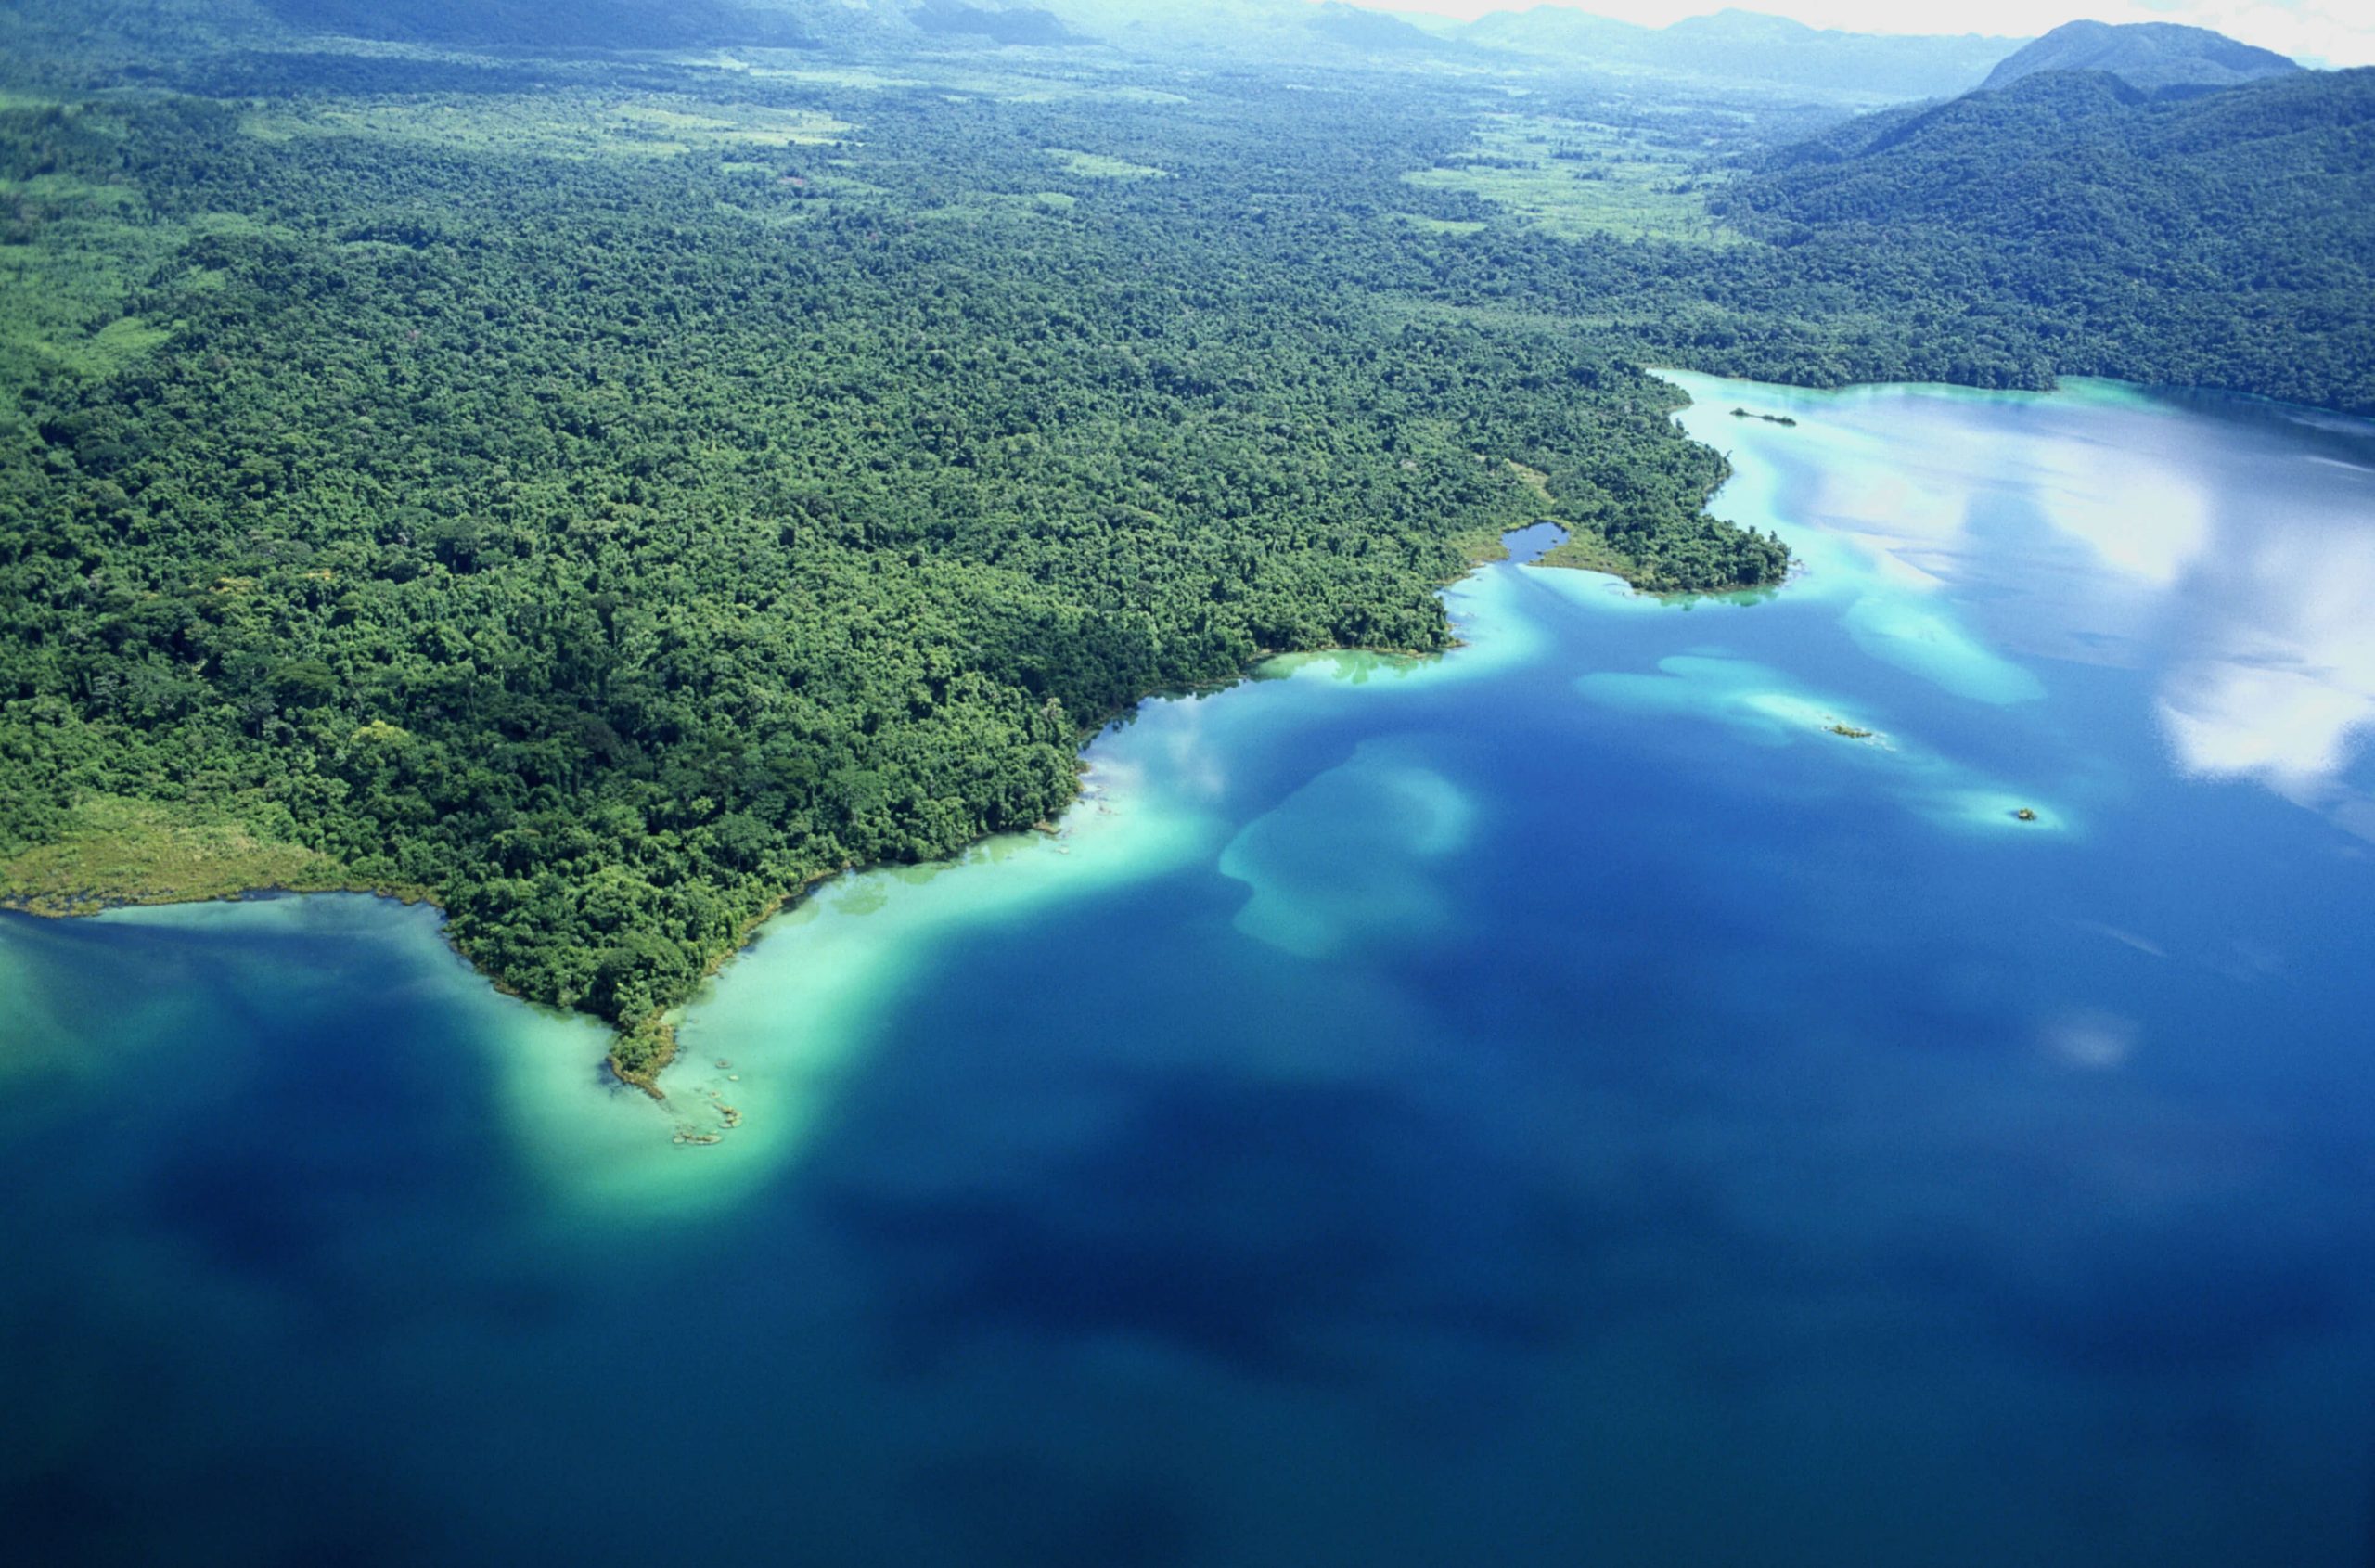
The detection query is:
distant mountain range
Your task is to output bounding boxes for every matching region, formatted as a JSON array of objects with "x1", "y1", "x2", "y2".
[
  {"x1": 1047, "y1": 3, "x2": 2024, "y2": 100},
  {"x1": 108, "y1": 1, "x2": 2322, "y2": 116},
  {"x1": 1979, "y1": 19, "x2": 2300, "y2": 94},
  {"x1": 1460, "y1": 6, "x2": 2019, "y2": 100},
  {"x1": 908, "y1": 0, "x2": 1071, "y2": 45},
  {"x1": 1307, "y1": 1, "x2": 1443, "y2": 54},
  {"x1": 266, "y1": 0, "x2": 2009, "y2": 105},
  {"x1": 1060, "y1": 6, "x2": 2316, "y2": 109}
]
